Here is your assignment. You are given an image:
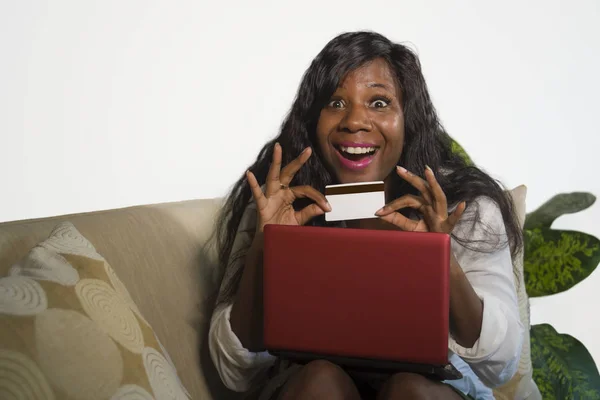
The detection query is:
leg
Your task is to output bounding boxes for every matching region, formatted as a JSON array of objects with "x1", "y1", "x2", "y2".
[
  {"x1": 377, "y1": 373, "x2": 464, "y2": 400},
  {"x1": 277, "y1": 360, "x2": 361, "y2": 400}
]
